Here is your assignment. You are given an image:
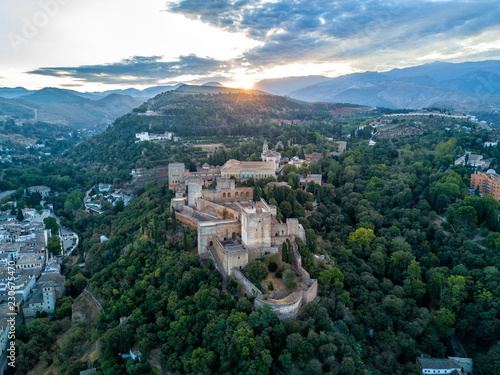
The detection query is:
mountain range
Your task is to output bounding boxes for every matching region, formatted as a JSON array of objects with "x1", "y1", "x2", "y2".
[
  {"x1": 254, "y1": 60, "x2": 500, "y2": 111},
  {"x1": 0, "y1": 85, "x2": 182, "y2": 129},
  {"x1": 2, "y1": 60, "x2": 500, "y2": 129}
]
